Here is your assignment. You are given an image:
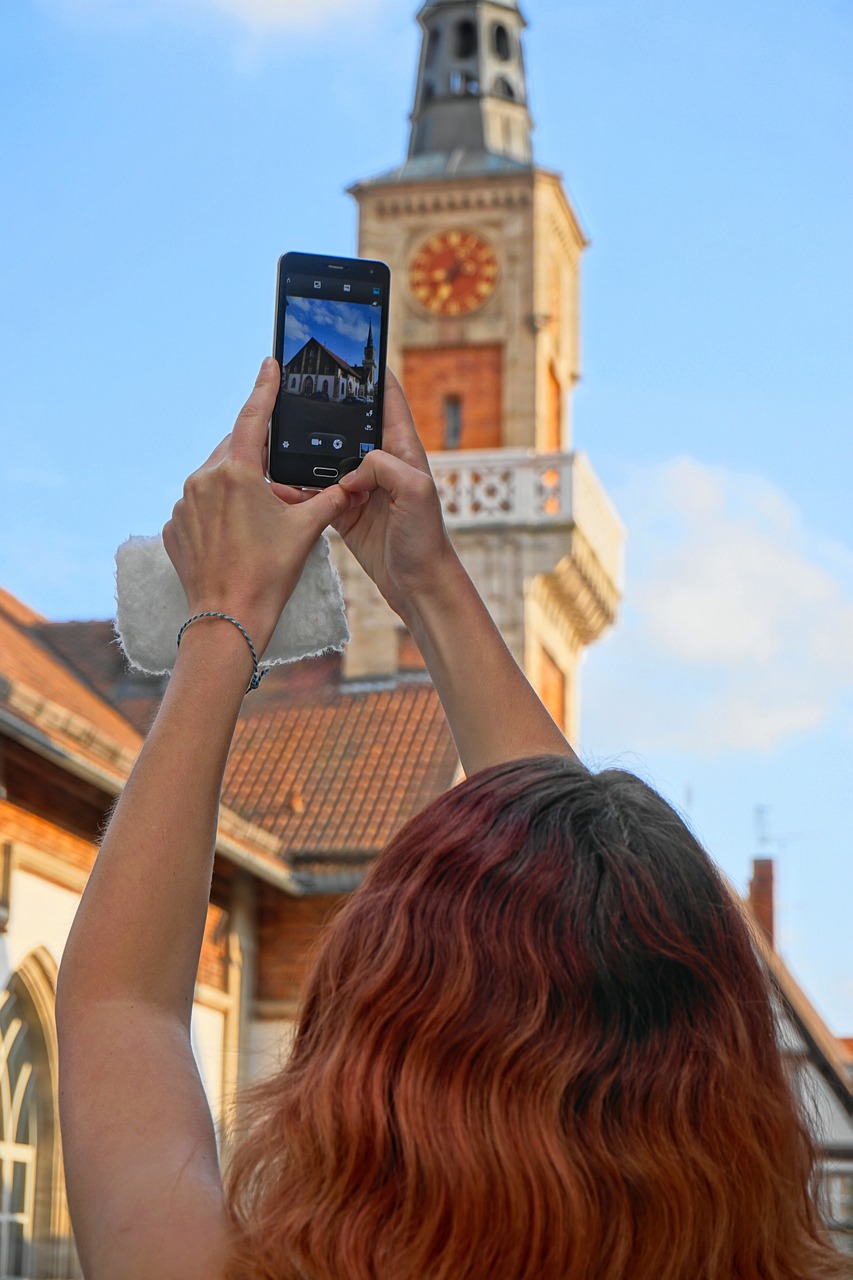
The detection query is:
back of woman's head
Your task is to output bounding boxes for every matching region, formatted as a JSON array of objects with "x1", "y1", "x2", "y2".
[{"x1": 223, "y1": 755, "x2": 844, "y2": 1280}]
